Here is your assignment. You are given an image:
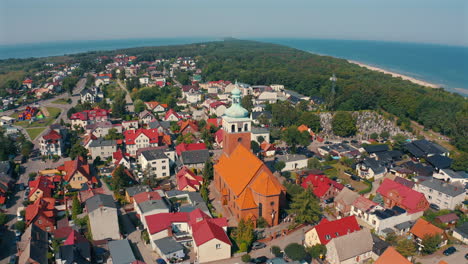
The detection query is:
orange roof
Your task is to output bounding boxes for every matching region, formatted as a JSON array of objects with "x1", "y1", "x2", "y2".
[
  {"x1": 214, "y1": 144, "x2": 263, "y2": 196},
  {"x1": 375, "y1": 247, "x2": 411, "y2": 264},
  {"x1": 410, "y1": 218, "x2": 443, "y2": 238},
  {"x1": 235, "y1": 188, "x2": 257, "y2": 210},
  {"x1": 297, "y1": 124, "x2": 309, "y2": 133},
  {"x1": 438, "y1": 261, "x2": 448, "y2": 264},
  {"x1": 250, "y1": 171, "x2": 283, "y2": 196}
]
